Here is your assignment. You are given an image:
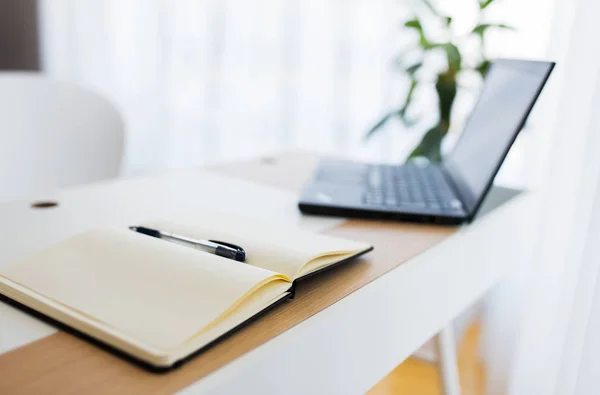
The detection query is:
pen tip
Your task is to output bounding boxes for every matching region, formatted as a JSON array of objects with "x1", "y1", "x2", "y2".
[{"x1": 129, "y1": 226, "x2": 137, "y2": 231}]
